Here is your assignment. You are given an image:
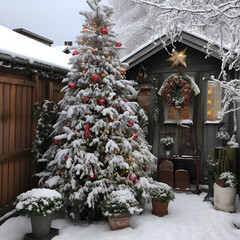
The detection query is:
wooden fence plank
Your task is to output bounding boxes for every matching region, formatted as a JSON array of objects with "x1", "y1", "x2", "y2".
[
  {"x1": 0, "y1": 83, "x2": 3, "y2": 155},
  {"x1": 15, "y1": 85, "x2": 22, "y2": 151},
  {"x1": 14, "y1": 158, "x2": 20, "y2": 199},
  {"x1": 3, "y1": 84, "x2": 10, "y2": 154},
  {"x1": 26, "y1": 87, "x2": 32, "y2": 148},
  {"x1": 20, "y1": 87, "x2": 27, "y2": 149},
  {"x1": 2, "y1": 162, "x2": 9, "y2": 206},
  {"x1": 0, "y1": 163, "x2": 2, "y2": 208},
  {"x1": 19, "y1": 156, "x2": 25, "y2": 193},
  {"x1": 0, "y1": 75, "x2": 34, "y2": 87},
  {"x1": 10, "y1": 85, "x2": 16, "y2": 152},
  {"x1": 8, "y1": 160, "x2": 14, "y2": 204}
]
